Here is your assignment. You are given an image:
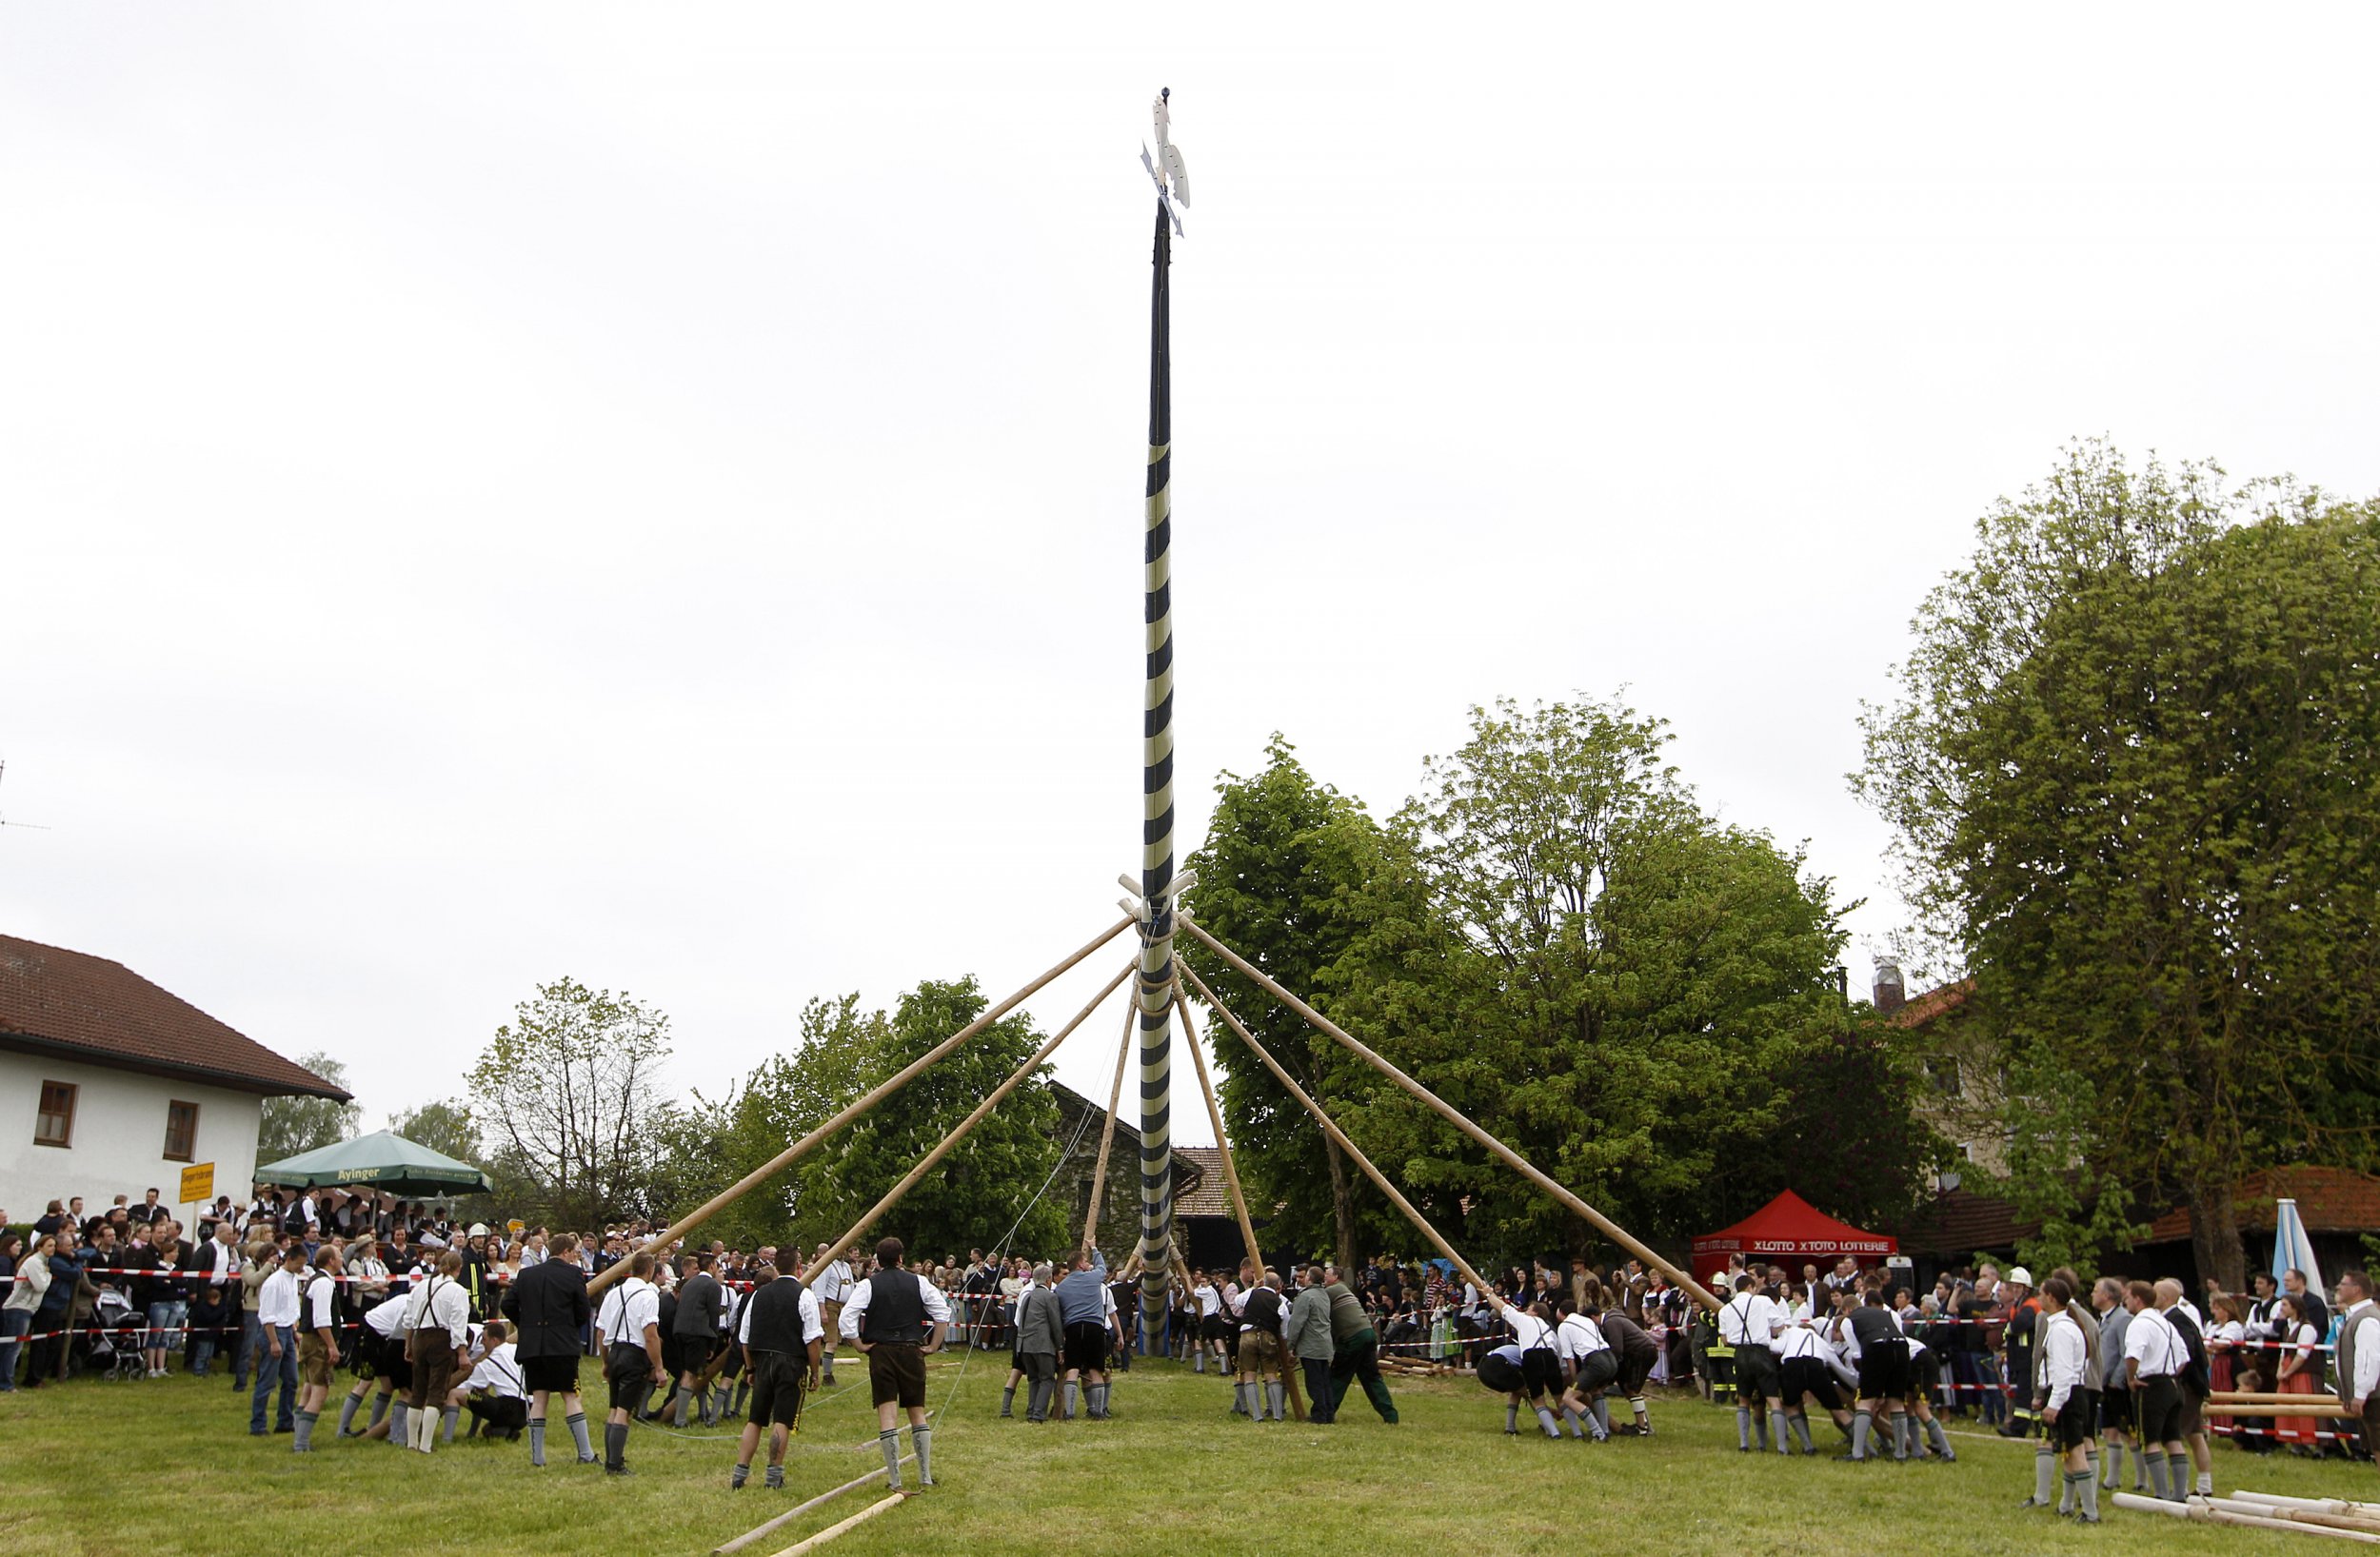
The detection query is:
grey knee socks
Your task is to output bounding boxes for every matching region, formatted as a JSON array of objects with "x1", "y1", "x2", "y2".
[
  {"x1": 441, "y1": 1406, "x2": 459, "y2": 1445},
  {"x1": 2143, "y1": 1449, "x2": 2169, "y2": 1499},
  {"x1": 1536, "y1": 1406, "x2": 1561, "y2": 1439},
  {"x1": 387, "y1": 1400, "x2": 408, "y2": 1446},
  {"x1": 1505, "y1": 1403, "x2": 1520, "y2": 1433},
  {"x1": 1736, "y1": 1406, "x2": 1752, "y2": 1449},
  {"x1": 529, "y1": 1418, "x2": 547, "y2": 1466},
  {"x1": 1265, "y1": 1383, "x2": 1281, "y2": 1420},
  {"x1": 291, "y1": 1409, "x2": 317, "y2": 1451},
  {"x1": 337, "y1": 1395, "x2": 363, "y2": 1436},
  {"x1": 1851, "y1": 1409, "x2": 1872, "y2": 1460},
  {"x1": 912, "y1": 1424, "x2": 932, "y2": 1487},
  {"x1": 367, "y1": 1393, "x2": 389, "y2": 1431},
  {"x1": 566, "y1": 1411, "x2": 593, "y2": 1462},
  {"x1": 880, "y1": 1429, "x2": 902, "y2": 1490}
]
